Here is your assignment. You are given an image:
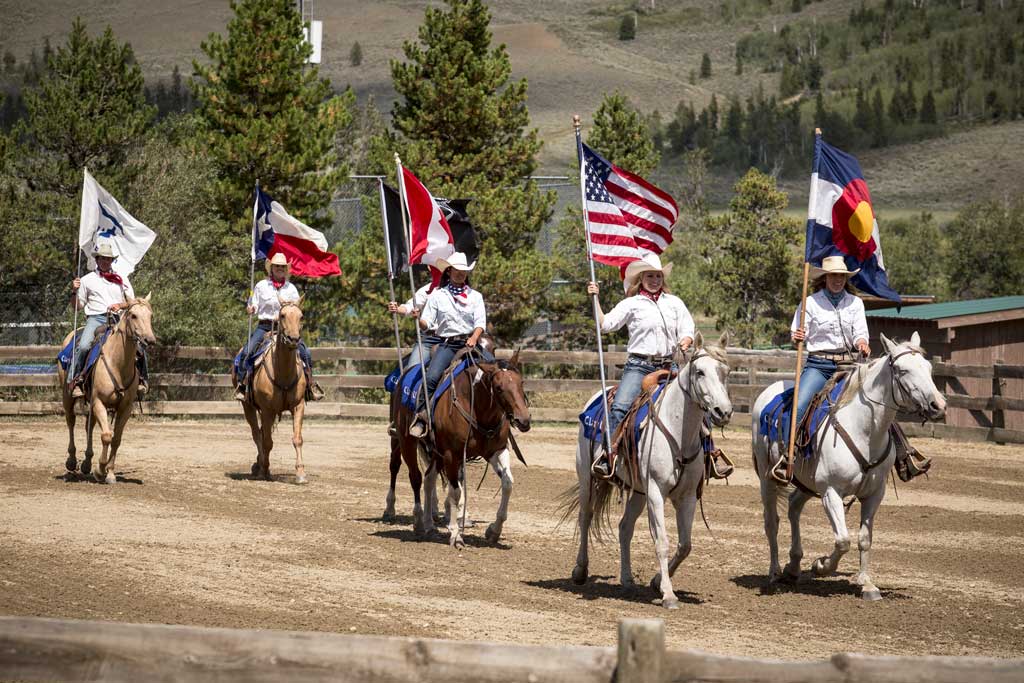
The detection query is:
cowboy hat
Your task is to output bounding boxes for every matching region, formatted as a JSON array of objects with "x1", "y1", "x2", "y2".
[
  {"x1": 810, "y1": 255, "x2": 860, "y2": 278},
  {"x1": 435, "y1": 251, "x2": 476, "y2": 272},
  {"x1": 93, "y1": 241, "x2": 118, "y2": 259},
  {"x1": 623, "y1": 253, "x2": 673, "y2": 295},
  {"x1": 265, "y1": 252, "x2": 292, "y2": 274}
]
